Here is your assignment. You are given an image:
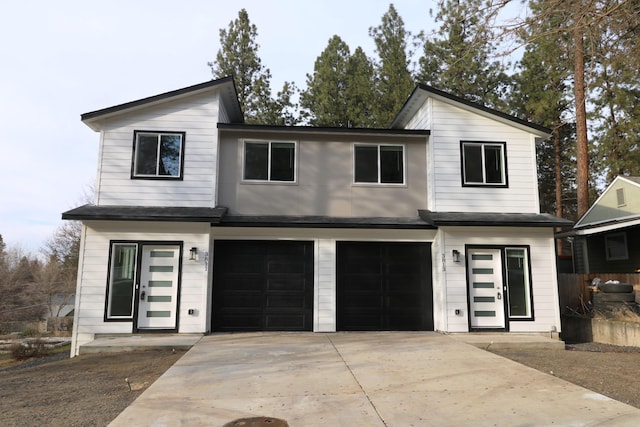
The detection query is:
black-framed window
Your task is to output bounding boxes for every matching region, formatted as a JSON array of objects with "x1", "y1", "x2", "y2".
[
  {"x1": 243, "y1": 140, "x2": 296, "y2": 182},
  {"x1": 354, "y1": 144, "x2": 404, "y2": 184},
  {"x1": 505, "y1": 247, "x2": 533, "y2": 319},
  {"x1": 605, "y1": 232, "x2": 628, "y2": 261},
  {"x1": 106, "y1": 243, "x2": 138, "y2": 320},
  {"x1": 132, "y1": 131, "x2": 185, "y2": 179},
  {"x1": 461, "y1": 141, "x2": 507, "y2": 186}
]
